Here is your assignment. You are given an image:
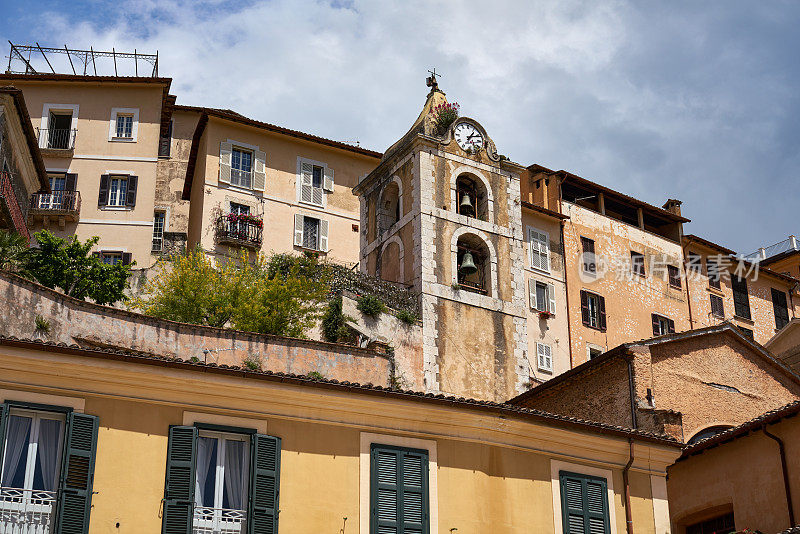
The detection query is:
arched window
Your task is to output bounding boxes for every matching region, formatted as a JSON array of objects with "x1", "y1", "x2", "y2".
[
  {"x1": 379, "y1": 237, "x2": 405, "y2": 284},
  {"x1": 686, "y1": 425, "x2": 733, "y2": 445},
  {"x1": 379, "y1": 179, "x2": 401, "y2": 235},
  {"x1": 456, "y1": 233, "x2": 492, "y2": 296},
  {"x1": 455, "y1": 173, "x2": 489, "y2": 221}
]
